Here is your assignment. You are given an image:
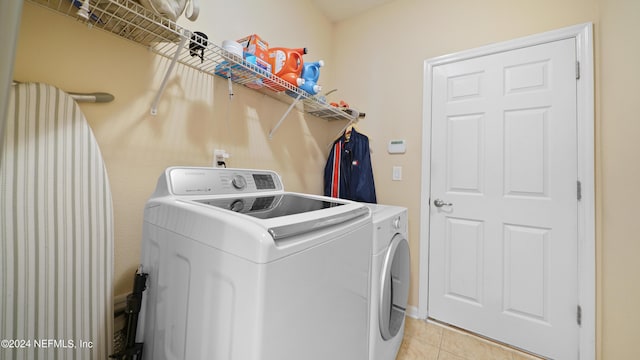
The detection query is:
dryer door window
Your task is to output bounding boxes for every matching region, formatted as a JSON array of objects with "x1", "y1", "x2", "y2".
[{"x1": 379, "y1": 234, "x2": 410, "y2": 340}]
